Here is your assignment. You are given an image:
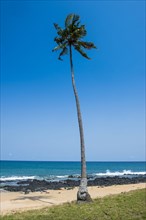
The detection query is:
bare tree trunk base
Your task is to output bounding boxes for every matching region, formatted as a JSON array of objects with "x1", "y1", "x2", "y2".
[
  {"x1": 77, "y1": 191, "x2": 92, "y2": 203},
  {"x1": 77, "y1": 178, "x2": 92, "y2": 203}
]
